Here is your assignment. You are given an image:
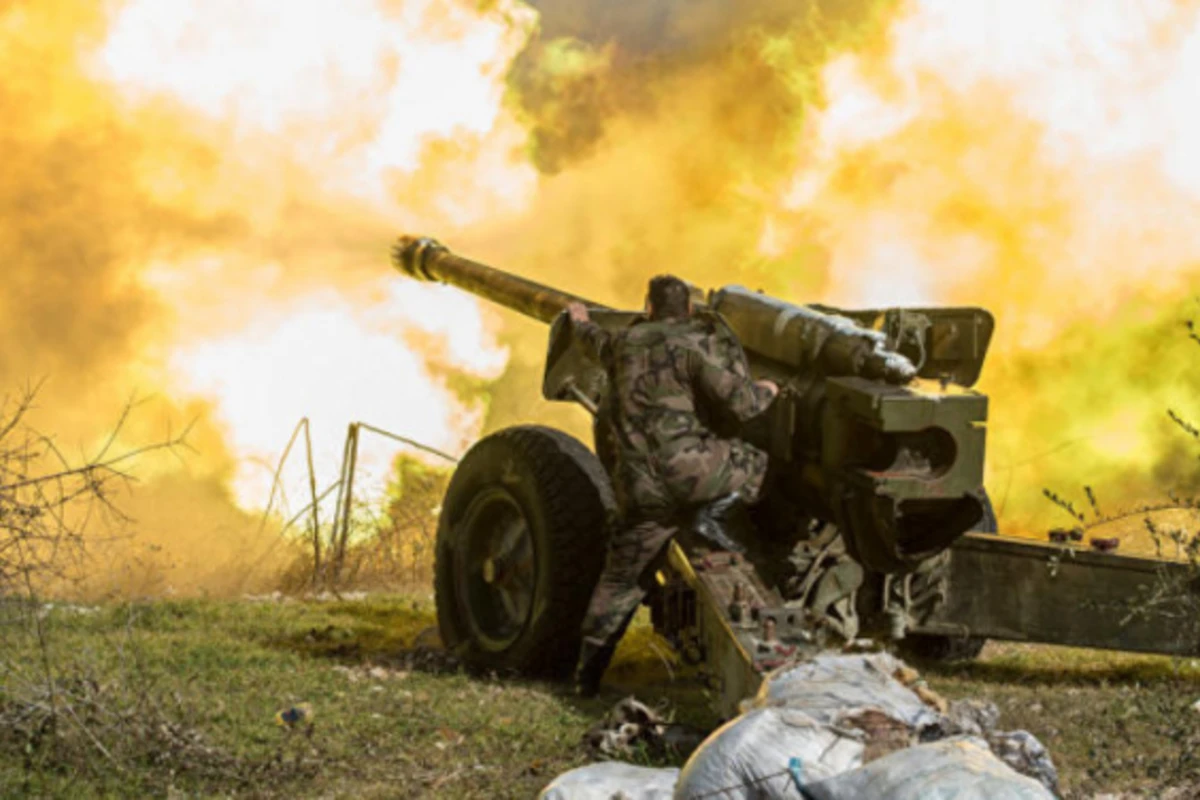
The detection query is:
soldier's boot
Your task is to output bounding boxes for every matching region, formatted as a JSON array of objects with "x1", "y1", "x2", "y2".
[
  {"x1": 693, "y1": 493, "x2": 749, "y2": 554},
  {"x1": 574, "y1": 638, "x2": 617, "y2": 698}
]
